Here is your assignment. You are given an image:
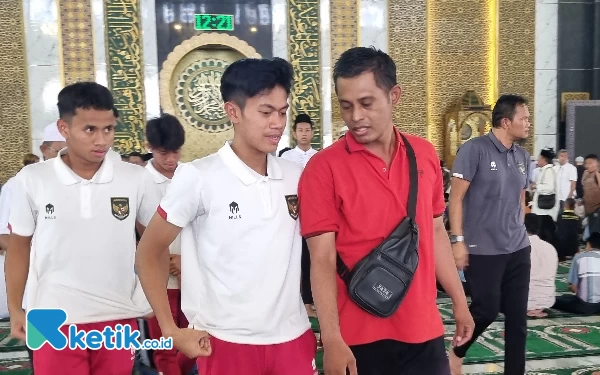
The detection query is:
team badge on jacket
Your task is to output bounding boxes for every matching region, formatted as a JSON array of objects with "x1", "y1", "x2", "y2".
[
  {"x1": 111, "y1": 197, "x2": 130, "y2": 220},
  {"x1": 285, "y1": 195, "x2": 299, "y2": 220}
]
